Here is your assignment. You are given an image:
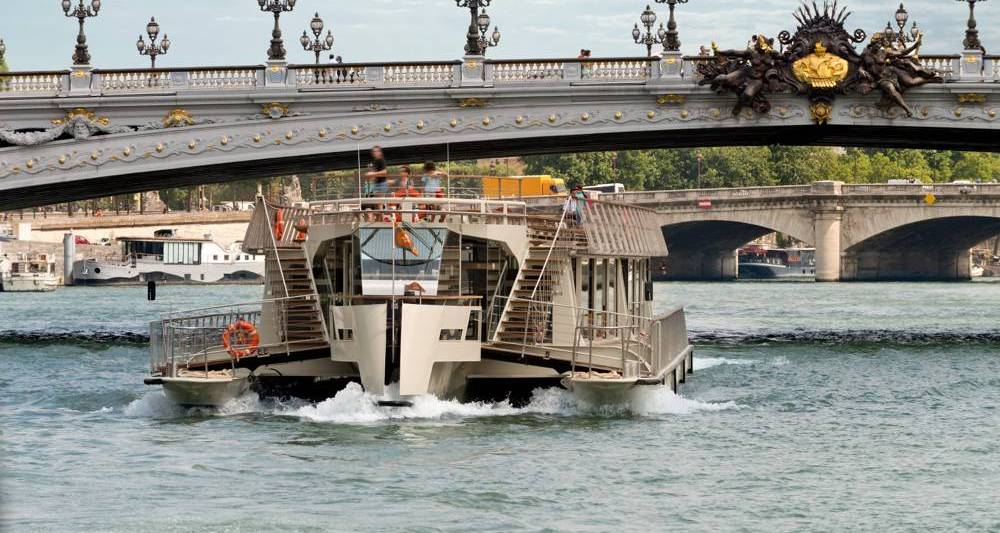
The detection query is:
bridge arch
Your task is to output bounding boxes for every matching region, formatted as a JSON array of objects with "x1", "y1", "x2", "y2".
[
  {"x1": 657, "y1": 210, "x2": 816, "y2": 280},
  {"x1": 842, "y1": 214, "x2": 1000, "y2": 281}
]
